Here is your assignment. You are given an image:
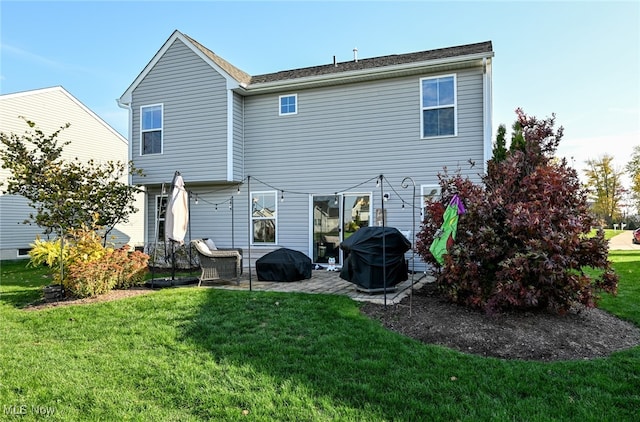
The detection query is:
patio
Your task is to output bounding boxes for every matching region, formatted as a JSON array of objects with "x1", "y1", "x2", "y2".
[{"x1": 200, "y1": 269, "x2": 434, "y2": 305}]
